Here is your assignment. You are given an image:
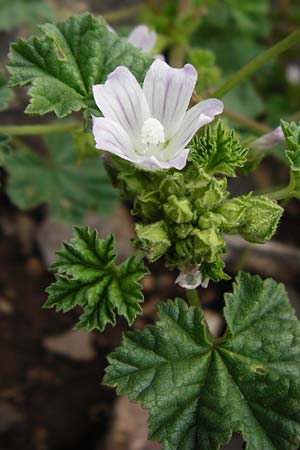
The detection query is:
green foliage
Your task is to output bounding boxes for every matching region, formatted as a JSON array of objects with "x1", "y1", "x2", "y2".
[
  {"x1": 4, "y1": 133, "x2": 118, "y2": 224},
  {"x1": 0, "y1": 72, "x2": 14, "y2": 111},
  {"x1": 190, "y1": 122, "x2": 248, "y2": 176},
  {"x1": 104, "y1": 272, "x2": 300, "y2": 450},
  {"x1": 189, "y1": 48, "x2": 221, "y2": 94},
  {"x1": 0, "y1": 135, "x2": 11, "y2": 167},
  {"x1": 45, "y1": 227, "x2": 149, "y2": 331},
  {"x1": 109, "y1": 132, "x2": 282, "y2": 281},
  {"x1": 281, "y1": 120, "x2": 300, "y2": 172},
  {"x1": 8, "y1": 13, "x2": 152, "y2": 118},
  {"x1": 0, "y1": 0, "x2": 52, "y2": 31}
]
